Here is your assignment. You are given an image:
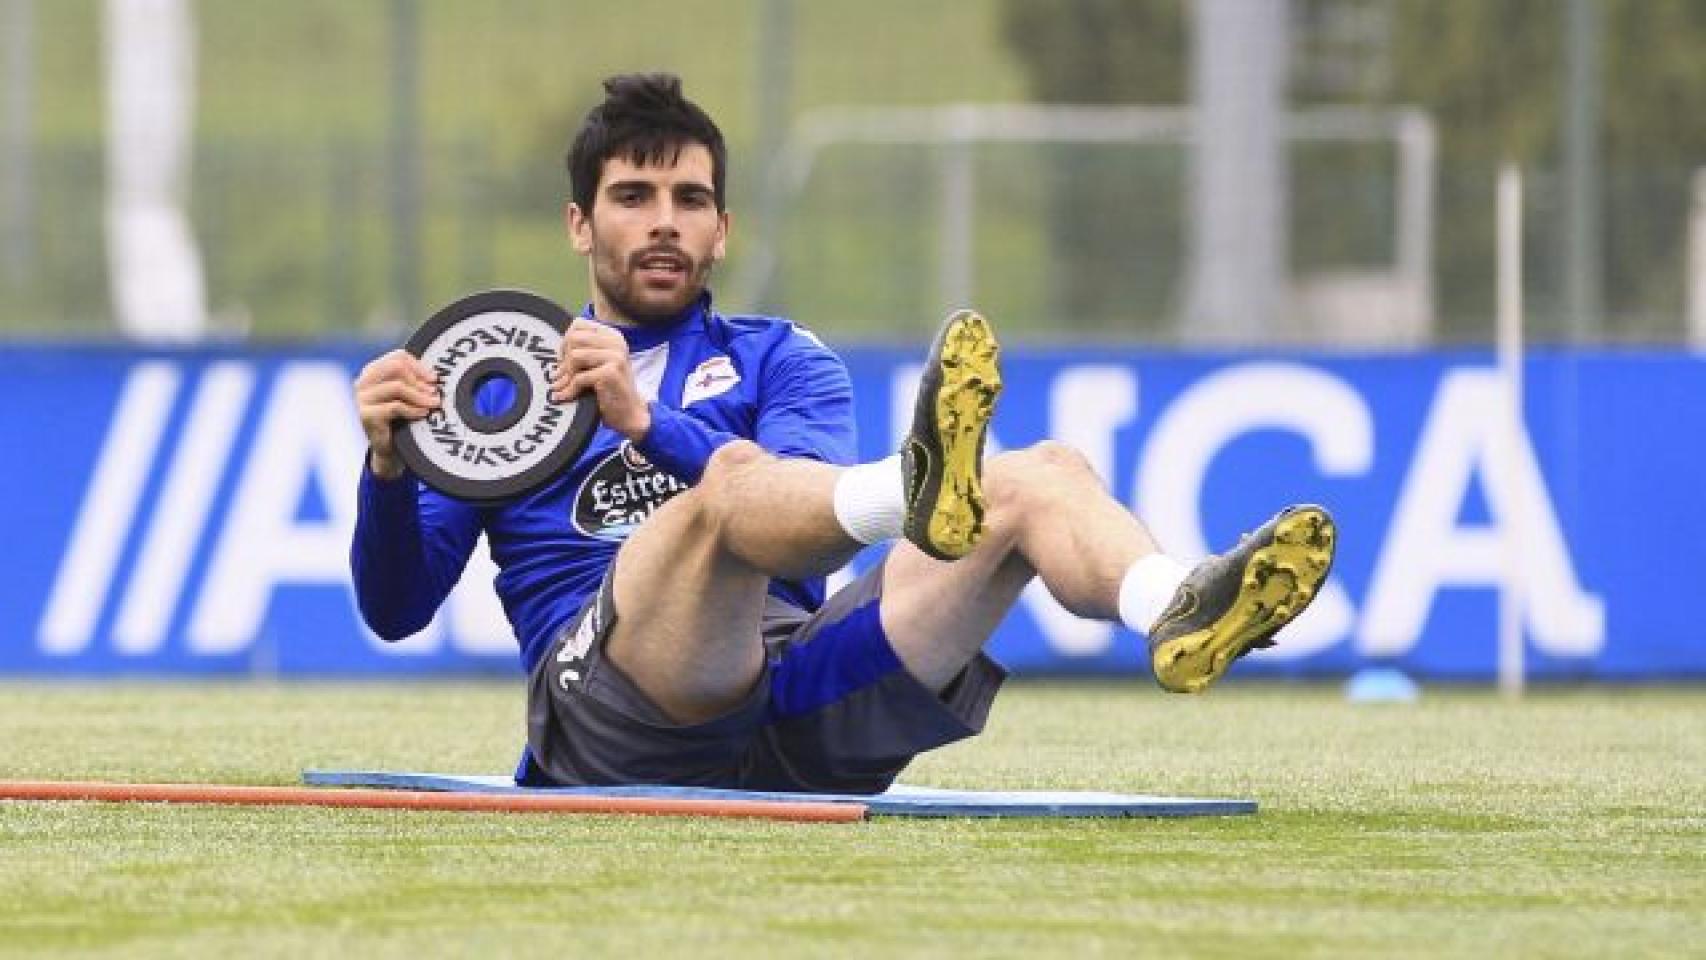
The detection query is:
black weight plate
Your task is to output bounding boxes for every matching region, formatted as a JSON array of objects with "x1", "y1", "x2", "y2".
[{"x1": 393, "y1": 289, "x2": 599, "y2": 502}]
